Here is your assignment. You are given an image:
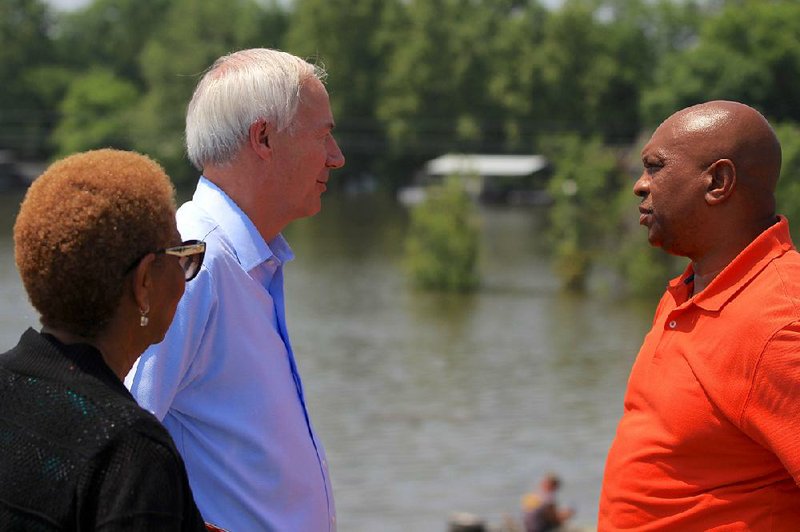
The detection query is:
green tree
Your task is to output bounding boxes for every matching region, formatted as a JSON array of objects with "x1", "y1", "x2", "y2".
[
  {"x1": 55, "y1": 0, "x2": 169, "y2": 85},
  {"x1": 51, "y1": 68, "x2": 139, "y2": 157},
  {"x1": 285, "y1": 0, "x2": 400, "y2": 181},
  {"x1": 0, "y1": 0, "x2": 57, "y2": 156},
  {"x1": 642, "y1": 0, "x2": 706, "y2": 55},
  {"x1": 536, "y1": 0, "x2": 655, "y2": 141},
  {"x1": 405, "y1": 176, "x2": 481, "y2": 292},
  {"x1": 642, "y1": 1, "x2": 800, "y2": 126},
  {"x1": 543, "y1": 133, "x2": 624, "y2": 291},
  {"x1": 377, "y1": 0, "x2": 518, "y2": 183},
  {"x1": 486, "y1": 1, "x2": 549, "y2": 151},
  {"x1": 489, "y1": 0, "x2": 661, "y2": 147},
  {"x1": 641, "y1": 43, "x2": 770, "y2": 126}
]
